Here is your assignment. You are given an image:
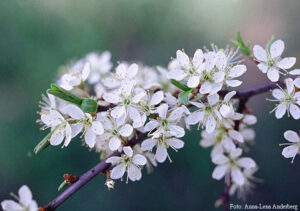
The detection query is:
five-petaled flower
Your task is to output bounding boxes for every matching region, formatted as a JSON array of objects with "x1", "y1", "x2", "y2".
[{"x1": 280, "y1": 130, "x2": 300, "y2": 163}]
